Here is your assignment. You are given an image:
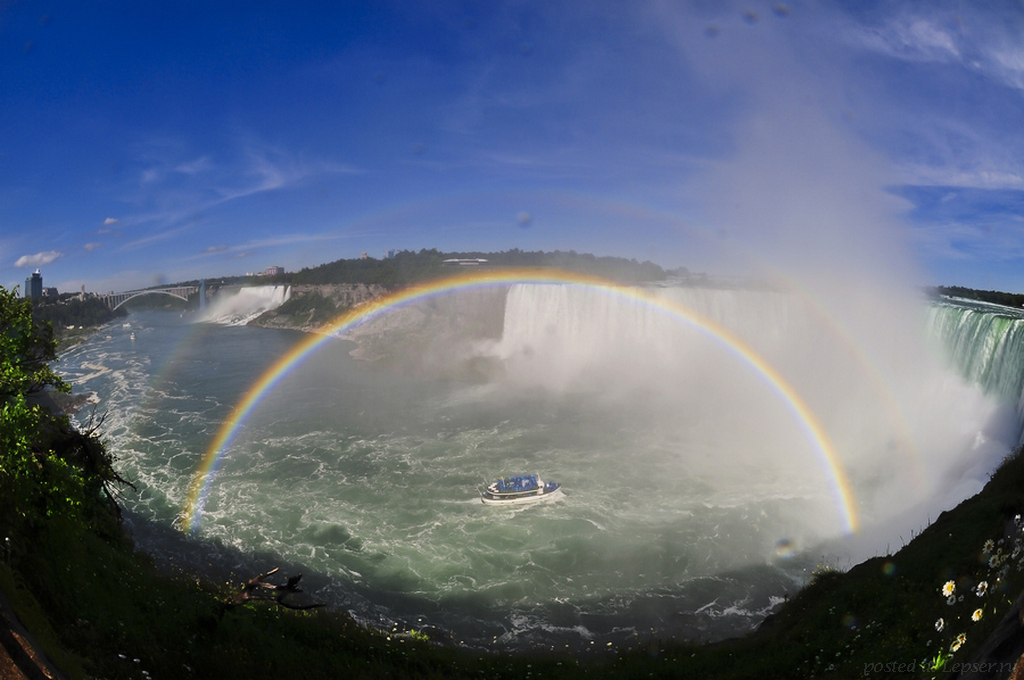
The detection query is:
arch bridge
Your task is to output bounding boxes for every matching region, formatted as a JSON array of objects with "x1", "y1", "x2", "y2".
[{"x1": 100, "y1": 286, "x2": 199, "y2": 310}]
